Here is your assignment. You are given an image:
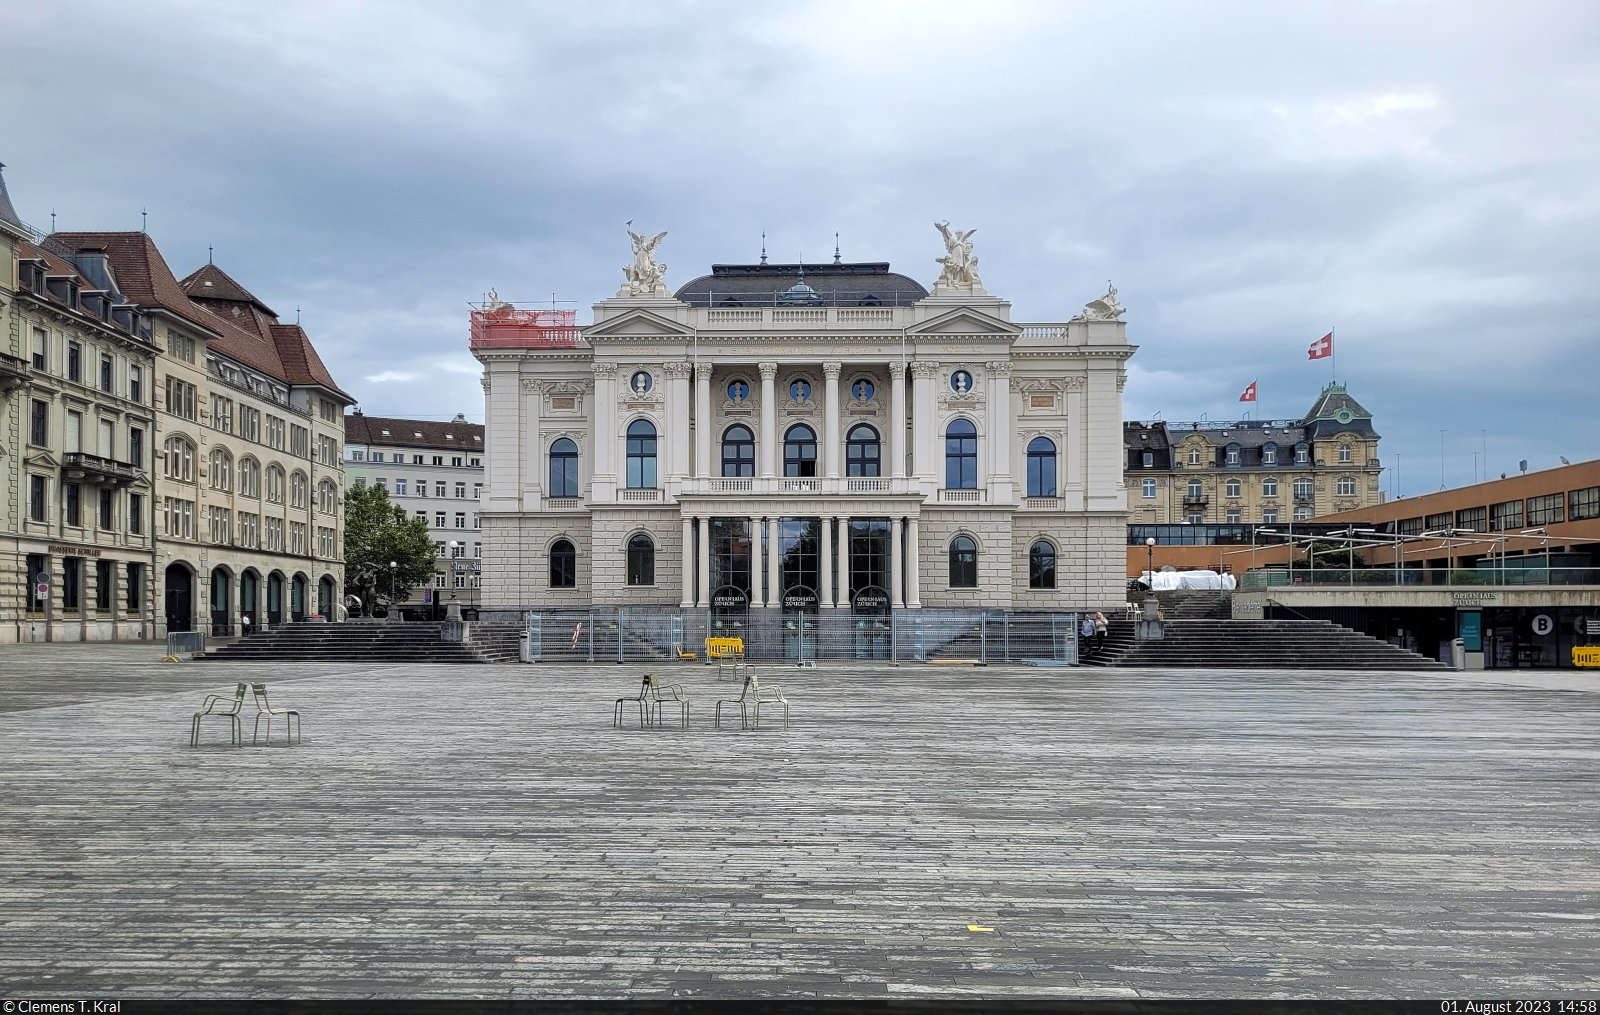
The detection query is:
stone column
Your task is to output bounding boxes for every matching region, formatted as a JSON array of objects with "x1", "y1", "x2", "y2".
[
  {"x1": 906, "y1": 517, "x2": 921, "y2": 608},
  {"x1": 823, "y1": 361, "x2": 842, "y2": 479},
  {"x1": 522, "y1": 378, "x2": 541, "y2": 511},
  {"x1": 890, "y1": 516, "x2": 904, "y2": 607},
  {"x1": 758, "y1": 362, "x2": 778, "y2": 479},
  {"x1": 766, "y1": 517, "x2": 781, "y2": 608},
  {"x1": 591, "y1": 363, "x2": 617, "y2": 500},
  {"x1": 665, "y1": 361, "x2": 692, "y2": 482},
  {"x1": 694, "y1": 364, "x2": 712, "y2": 479},
  {"x1": 746, "y1": 515, "x2": 760, "y2": 608},
  {"x1": 820, "y1": 514, "x2": 834, "y2": 607},
  {"x1": 680, "y1": 516, "x2": 694, "y2": 608},
  {"x1": 697, "y1": 517, "x2": 711, "y2": 608},
  {"x1": 986, "y1": 360, "x2": 1013, "y2": 502},
  {"x1": 890, "y1": 363, "x2": 907, "y2": 479},
  {"x1": 911, "y1": 361, "x2": 940, "y2": 485}
]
